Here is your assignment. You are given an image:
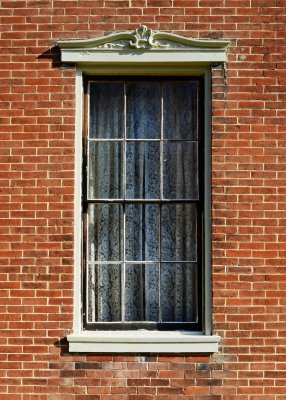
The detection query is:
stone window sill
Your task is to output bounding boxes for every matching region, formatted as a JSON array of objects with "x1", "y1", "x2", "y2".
[{"x1": 67, "y1": 331, "x2": 220, "y2": 353}]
